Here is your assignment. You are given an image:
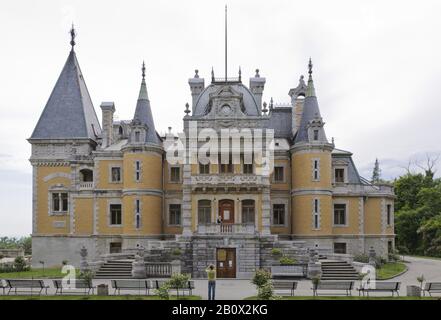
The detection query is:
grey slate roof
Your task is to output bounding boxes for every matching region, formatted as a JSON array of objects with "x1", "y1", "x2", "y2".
[
  {"x1": 332, "y1": 148, "x2": 362, "y2": 184},
  {"x1": 30, "y1": 50, "x2": 101, "y2": 140},
  {"x1": 265, "y1": 107, "x2": 292, "y2": 138},
  {"x1": 132, "y1": 78, "x2": 161, "y2": 144},
  {"x1": 293, "y1": 77, "x2": 325, "y2": 144}
]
